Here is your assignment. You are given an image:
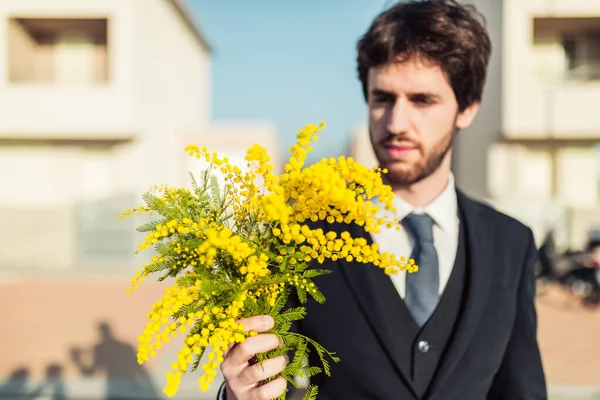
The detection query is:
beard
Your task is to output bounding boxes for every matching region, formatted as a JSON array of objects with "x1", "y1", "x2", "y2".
[{"x1": 372, "y1": 125, "x2": 457, "y2": 186}]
